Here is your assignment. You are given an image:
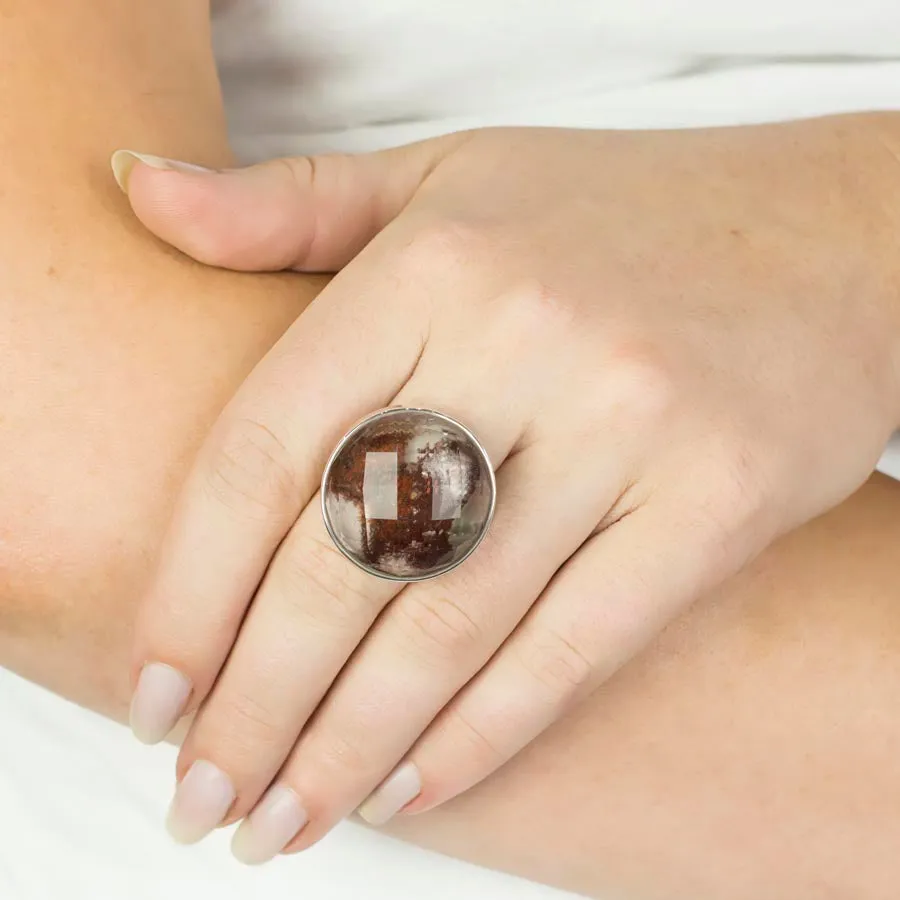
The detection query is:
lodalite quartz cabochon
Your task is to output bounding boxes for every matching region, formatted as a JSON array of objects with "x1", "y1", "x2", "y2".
[{"x1": 322, "y1": 408, "x2": 495, "y2": 580}]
